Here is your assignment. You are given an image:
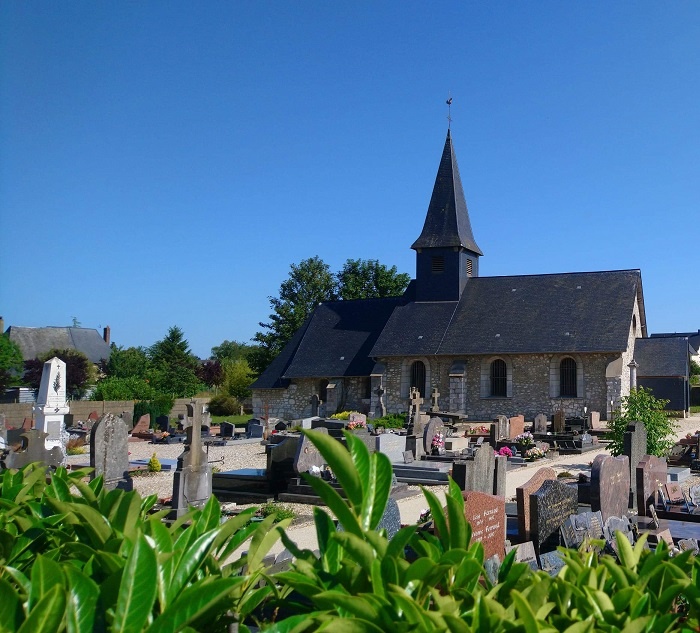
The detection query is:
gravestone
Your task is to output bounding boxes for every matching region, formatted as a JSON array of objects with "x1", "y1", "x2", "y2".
[
  {"x1": 490, "y1": 415, "x2": 509, "y2": 444},
  {"x1": 462, "y1": 491, "x2": 506, "y2": 560},
  {"x1": 533, "y1": 414, "x2": 548, "y2": 434},
  {"x1": 603, "y1": 515, "x2": 634, "y2": 554},
  {"x1": 310, "y1": 394, "x2": 321, "y2": 417},
  {"x1": 505, "y1": 542, "x2": 539, "y2": 571},
  {"x1": 493, "y1": 454, "x2": 507, "y2": 497},
  {"x1": 5, "y1": 430, "x2": 64, "y2": 470},
  {"x1": 131, "y1": 415, "x2": 151, "y2": 435},
  {"x1": 452, "y1": 443, "x2": 495, "y2": 494},
  {"x1": 409, "y1": 387, "x2": 424, "y2": 421},
  {"x1": 121, "y1": 410, "x2": 134, "y2": 430},
  {"x1": 590, "y1": 454, "x2": 630, "y2": 521},
  {"x1": 348, "y1": 412, "x2": 367, "y2": 426},
  {"x1": 516, "y1": 467, "x2": 557, "y2": 541},
  {"x1": 412, "y1": 414, "x2": 429, "y2": 458},
  {"x1": 248, "y1": 422, "x2": 264, "y2": 439},
  {"x1": 22, "y1": 417, "x2": 33, "y2": 430},
  {"x1": 274, "y1": 421, "x2": 288, "y2": 432},
  {"x1": 588, "y1": 411, "x2": 601, "y2": 430},
  {"x1": 636, "y1": 455, "x2": 667, "y2": 516},
  {"x1": 171, "y1": 404, "x2": 212, "y2": 517},
  {"x1": 508, "y1": 415, "x2": 525, "y2": 439},
  {"x1": 679, "y1": 539, "x2": 700, "y2": 554},
  {"x1": 90, "y1": 413, "x2": 133, "y2": 491},
  {"x1": 530, "y1": 479, "x2": 578, "y2": 554},
  {"x1": 376, "y1": 433, "x2": 406, "y2": 463},
  {"x1": 377, "y1": 497, "x2": 402, "y2": 539},
  {"x1": 553, "y1": 409, "x2": 566, "y2": 434},
  {"x1": 293, "y1": 427, "x2": 328, "y2": 474},
  {"x1": 220, "y1": 422, "x2": 235, "y2": 438},
  {"x1": 32, "y1": 357, "x2": 69, "y2": 453},
  {"x1": 156, "y1": 415, "x2": 170, "y2": 433},
  {"x1": 560, "y1": 511, "x2": 604, "y2": 549},
  {"x1": 402, "y1": 450, "x2": 414, "y2": 464},
  {"x1": 623, "y1": 421, "x2": 647, "y2": 509},
  {"x1": 423, "y1": 417, "x2": 444, "y2": 454}
]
